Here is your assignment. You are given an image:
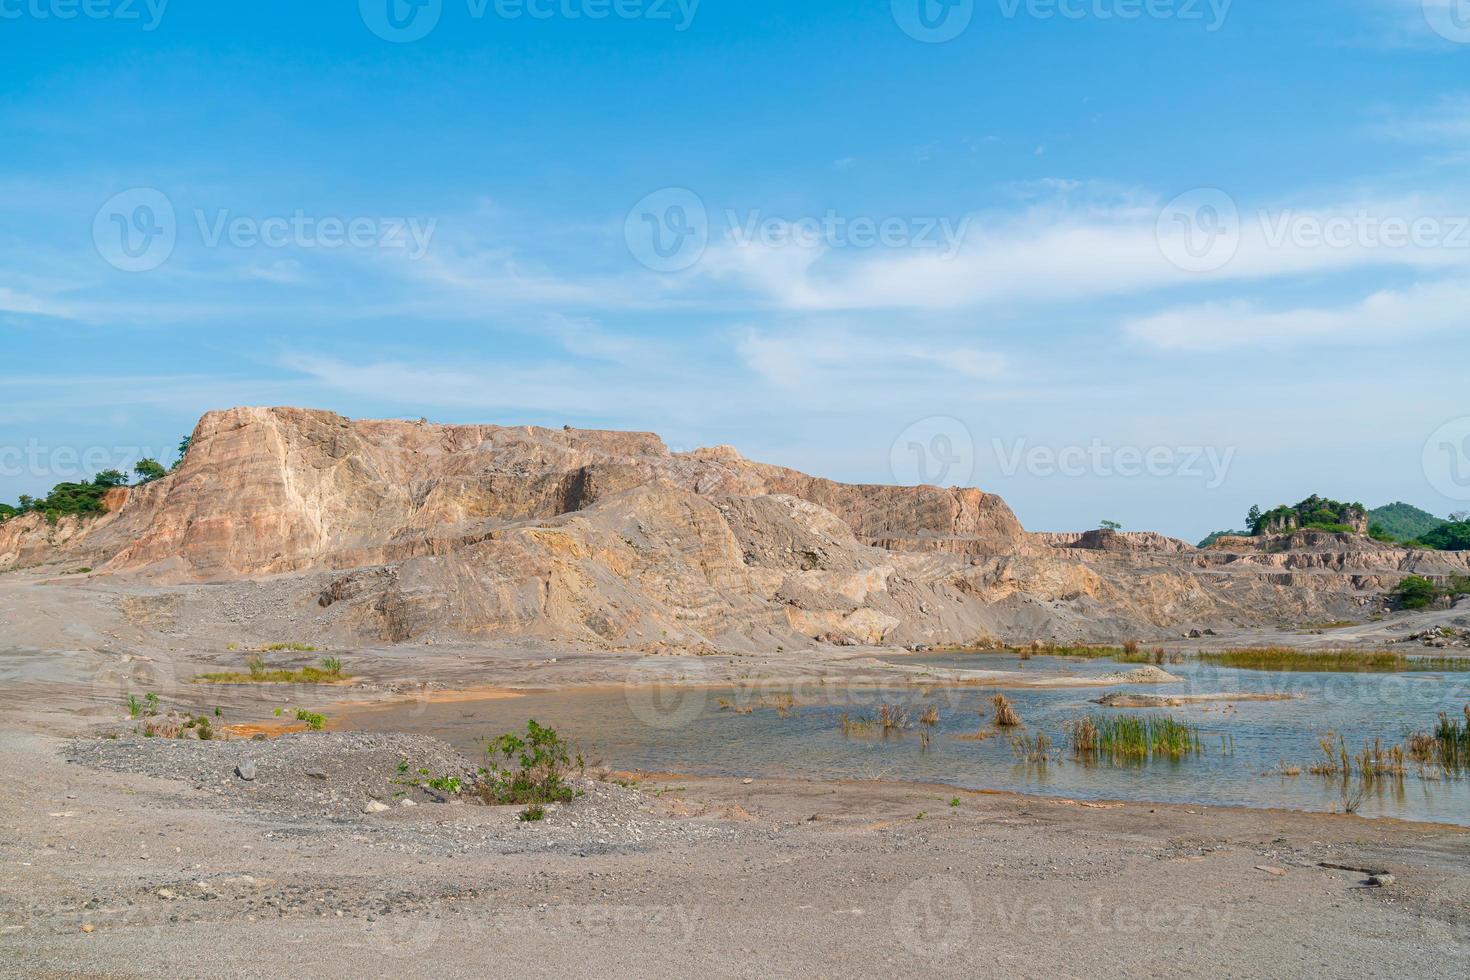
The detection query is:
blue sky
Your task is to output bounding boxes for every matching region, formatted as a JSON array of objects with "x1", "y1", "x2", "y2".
[{"x1": 3, "y1": 0, "x2": 1470, "y2": 540}]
